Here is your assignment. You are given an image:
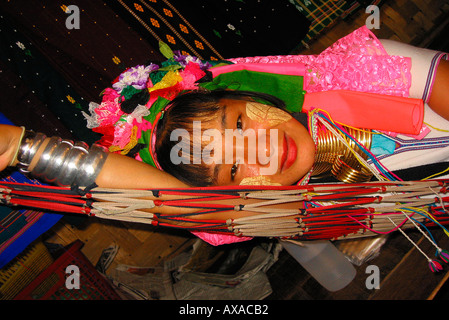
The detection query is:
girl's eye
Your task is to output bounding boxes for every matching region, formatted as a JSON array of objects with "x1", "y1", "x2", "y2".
[
  {"x1": 231, "y1": 160, "x2": 239, "y2": 181},
  {"x1": 236, "y1": 115, "x2": 243, "y2": 134}
]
